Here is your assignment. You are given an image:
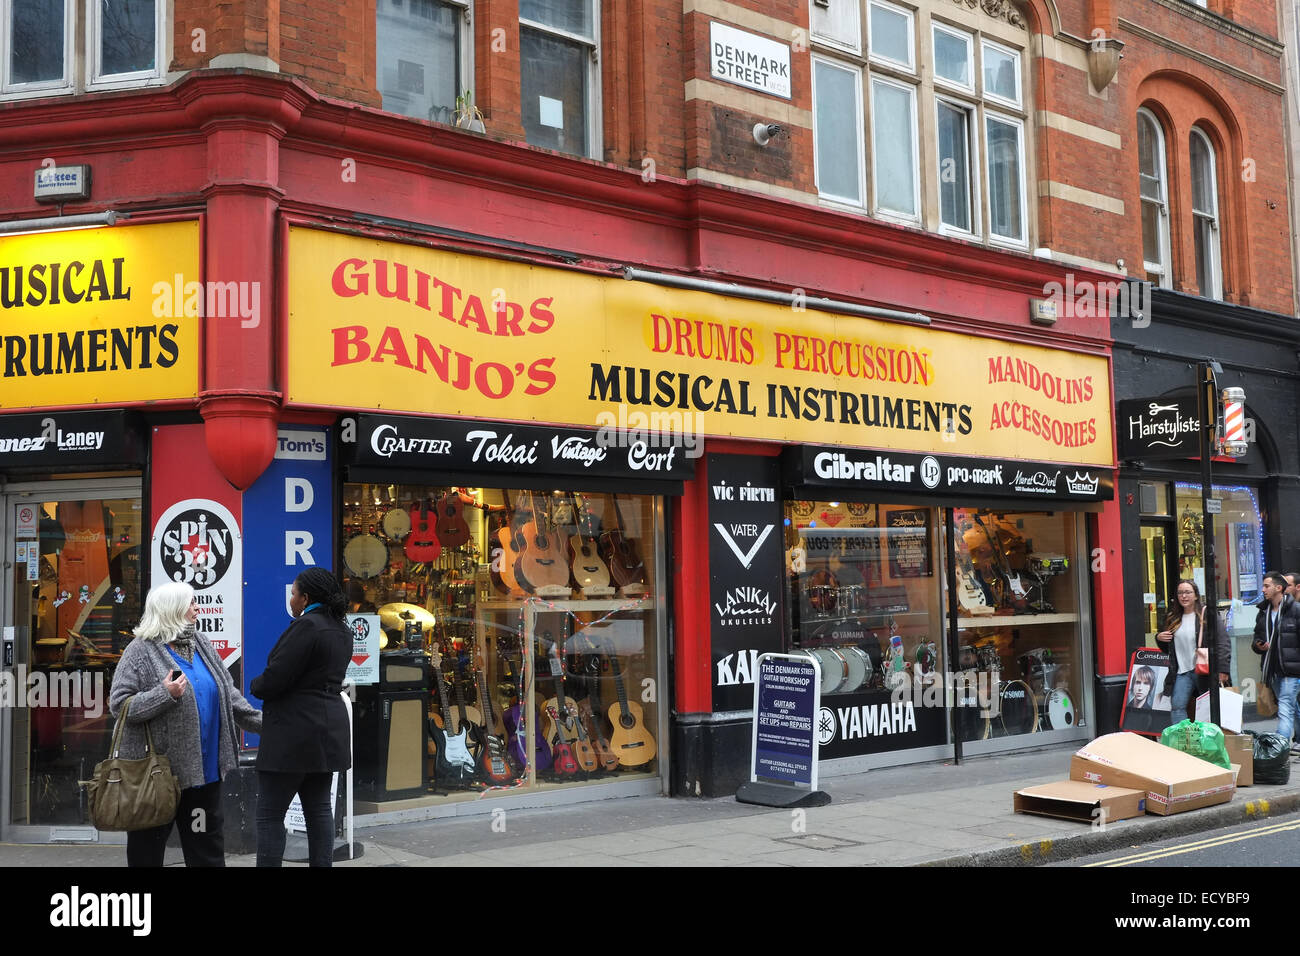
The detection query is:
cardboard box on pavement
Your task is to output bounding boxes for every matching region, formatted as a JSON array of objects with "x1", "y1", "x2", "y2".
[
  {"x1": 1013, "y1": 780, "x2": 1147, "y2": 824},
  {"x1": 1223, "y1": 732, "x2": 1253, "y2": 786},
  {"x1": 1069, "y1": 732, "x2": 1236, "y2": 815}
]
